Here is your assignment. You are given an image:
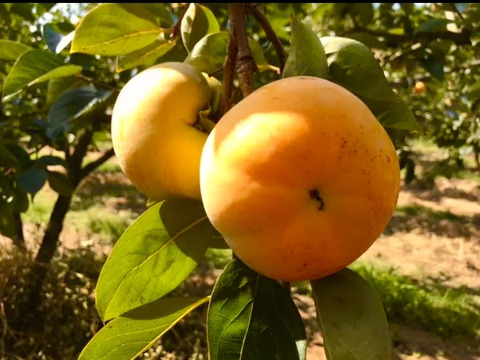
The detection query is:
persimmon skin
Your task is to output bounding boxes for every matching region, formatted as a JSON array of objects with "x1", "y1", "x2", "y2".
[
  {"x1": 111, "y1": 62, "x2": 210, "y2": 201},
  {"x1": 200, "y1": 76, "x2": 400, "y2": 281}
]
